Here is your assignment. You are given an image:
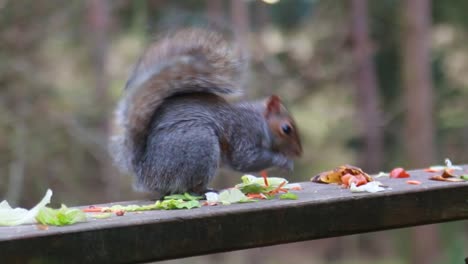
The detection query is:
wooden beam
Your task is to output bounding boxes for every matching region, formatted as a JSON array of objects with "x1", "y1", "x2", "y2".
[{"x1": 1, "y1": 167, "x2": 468, "y2": 263}]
